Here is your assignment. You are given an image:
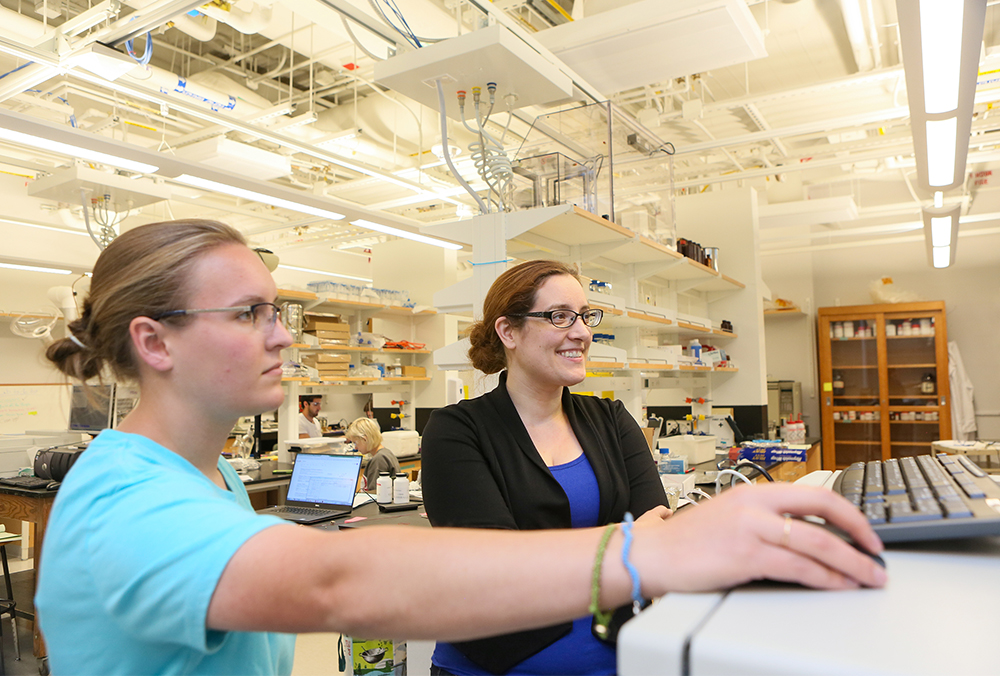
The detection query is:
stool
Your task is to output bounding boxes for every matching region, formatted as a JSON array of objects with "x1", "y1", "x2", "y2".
[{"x1": 0, "y1": 542, "x2": 20, "y2": 673}]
